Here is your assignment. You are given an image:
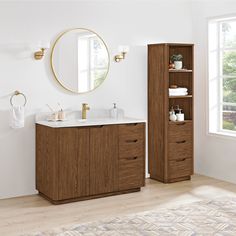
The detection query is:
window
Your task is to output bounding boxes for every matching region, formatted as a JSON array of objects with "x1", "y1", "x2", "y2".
[
  {"x1": 209, "y1": 16, "x2": 236, "y2": 136},
  {"x1": 77, "y1": 33, "x2": 108, "y2": 93}
]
